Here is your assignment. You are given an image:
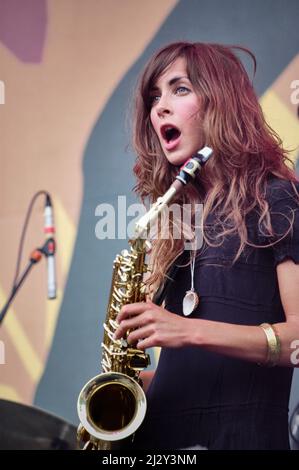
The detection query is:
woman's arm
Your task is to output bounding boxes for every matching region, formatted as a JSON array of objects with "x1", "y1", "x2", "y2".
[
  {"x1": 189, "y1": 259, "x2": 299, "y2": 366},
  {"x1": 115, "y1": 260, "x2": 299, "y2": 367}
]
